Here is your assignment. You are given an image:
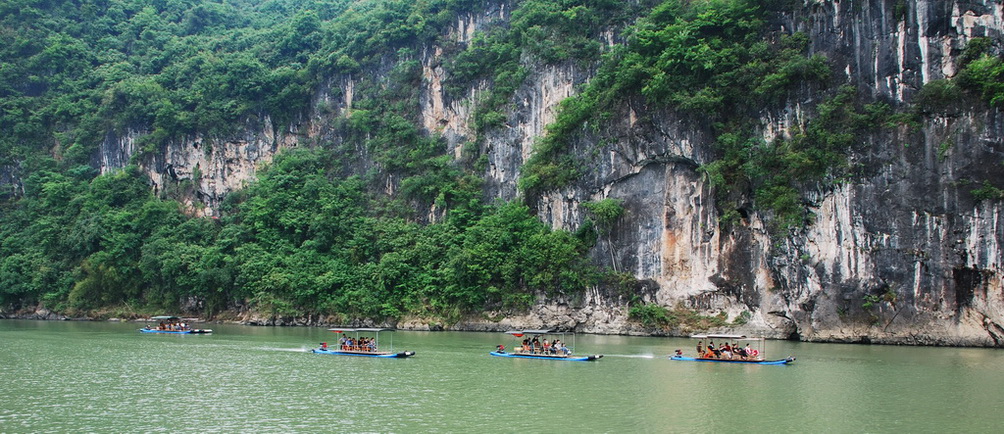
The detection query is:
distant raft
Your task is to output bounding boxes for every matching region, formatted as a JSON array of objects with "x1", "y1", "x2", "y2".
[
  {"x1": 139, "y1": 328, "x2": 213, "y2": 334},
  {"x1": 139, "y1": 315, "x2": 212, "y2": 334}
]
